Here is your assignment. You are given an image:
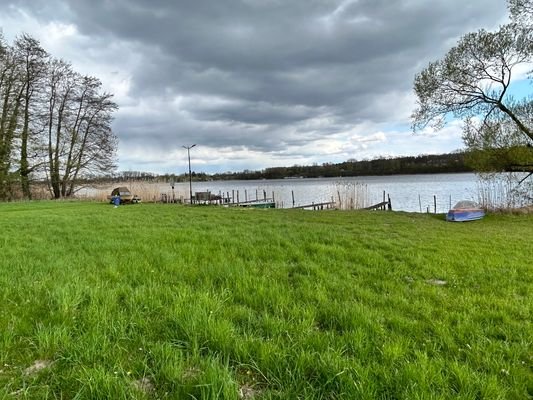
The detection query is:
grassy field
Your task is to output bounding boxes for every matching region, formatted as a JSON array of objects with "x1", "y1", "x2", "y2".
[{"x1": 0, "y1": 201, "x2": 531, "y2": 399}]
